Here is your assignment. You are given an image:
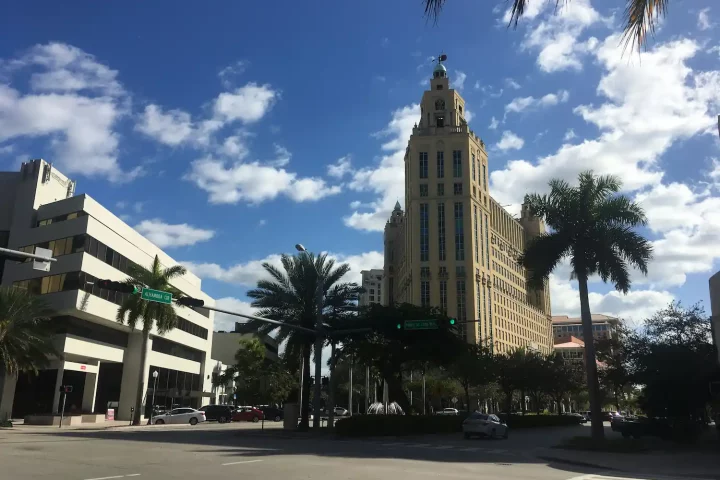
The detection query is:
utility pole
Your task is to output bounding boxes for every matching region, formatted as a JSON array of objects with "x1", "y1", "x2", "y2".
[
  {"x1": 348, "y1": 356, "x2": 353, "y2": 416},
  {"x1": 365, "y1": 365, "x2": 370, "y2": 413},
  {"x1": 327, "y1": 341, "x2": 337, "y2": 430}
]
